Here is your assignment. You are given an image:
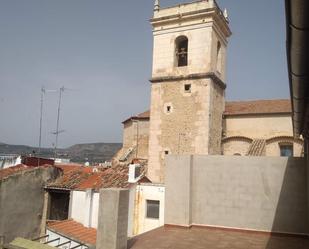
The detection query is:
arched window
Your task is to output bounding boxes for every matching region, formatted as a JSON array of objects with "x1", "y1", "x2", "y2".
[
  {"x1": 279, "y1": 143, "x2": 294, "y2": 157},
  {"x1": 175, "y1": 36, "x2": 188, "y2": 67},
  {"x1": 216, "y1": 41, "x2": 222, "y2": 73}
]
